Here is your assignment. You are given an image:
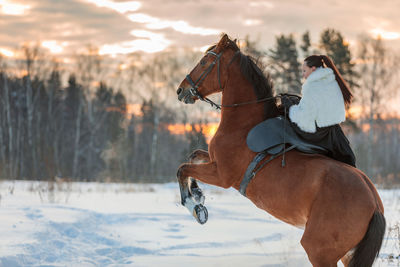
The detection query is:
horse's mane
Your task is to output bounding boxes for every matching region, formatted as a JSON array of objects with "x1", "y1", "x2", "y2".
[{"x1": 207, "y1": 37, "x2": 278, "y2": 119}]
